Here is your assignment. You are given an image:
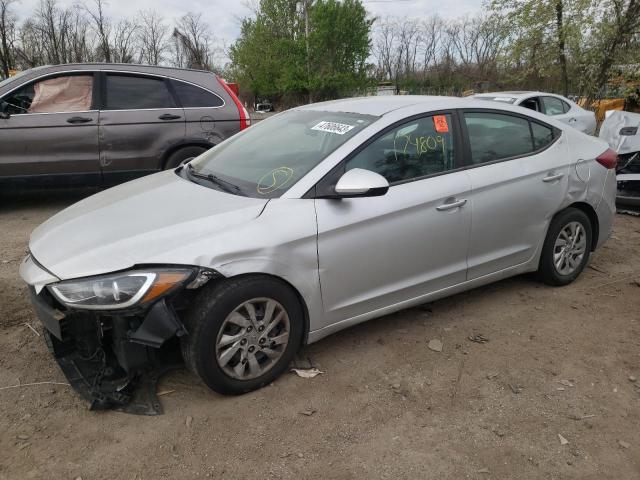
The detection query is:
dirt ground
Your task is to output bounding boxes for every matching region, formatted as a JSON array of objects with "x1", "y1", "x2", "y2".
[{"x1": 0, "y1": 189, "x2": 639, "y2": 480}]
